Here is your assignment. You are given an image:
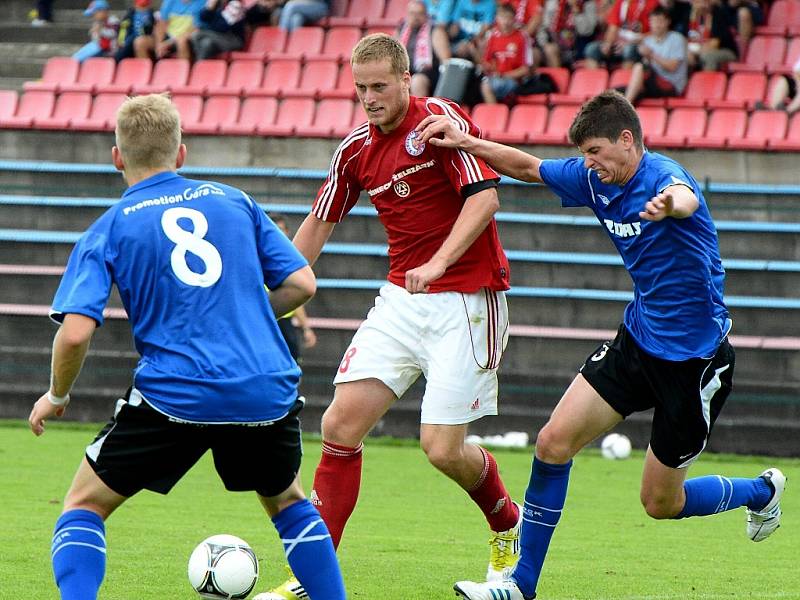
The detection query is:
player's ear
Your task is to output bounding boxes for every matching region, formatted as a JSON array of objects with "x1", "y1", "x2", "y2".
[
  {"x1": 175, "y1": 143, "x2": 187, "y2": 169},
  {"x1": 111, "y1": 146, "x2": 124, "y2": 172}
]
